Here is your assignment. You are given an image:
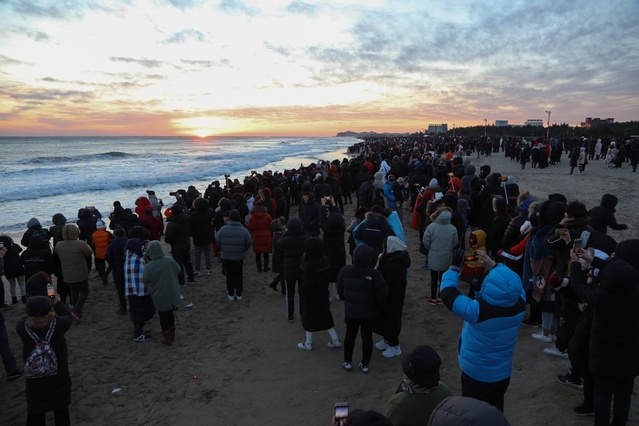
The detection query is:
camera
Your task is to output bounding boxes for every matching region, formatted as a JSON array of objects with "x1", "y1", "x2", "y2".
[
  {"x1": 334, "y1": 402, "x2": 348, "y2": 426},
  {"x1": 224, "y1": 173, "x2": 230, "y2": 178},
  {"x1": 169, "y1": 192, "x2": 178, "y2": 196}
]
